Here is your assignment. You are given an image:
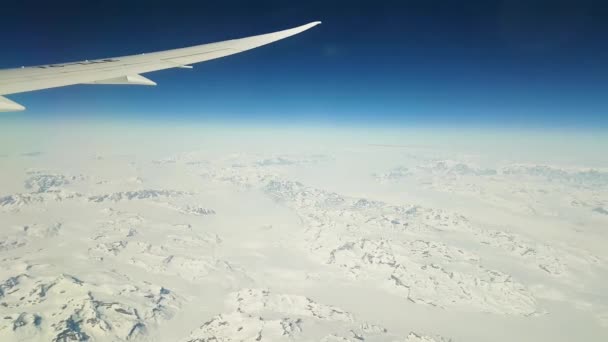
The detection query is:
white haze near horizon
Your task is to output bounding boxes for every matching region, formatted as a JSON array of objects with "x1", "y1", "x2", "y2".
[{"x1": 0, "y1": 120, "x2": 607, "y2": 342}]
